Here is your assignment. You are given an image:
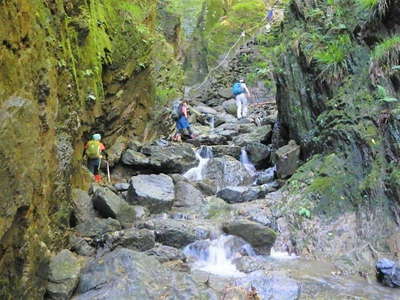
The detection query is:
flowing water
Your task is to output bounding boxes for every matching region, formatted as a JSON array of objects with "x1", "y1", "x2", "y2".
[
  {"x1": 240, "y1": 148, "x2": 257, "y2": 177},
  {"x1": 184, "y1": 146, "x2": 213, "y2": 181}
]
